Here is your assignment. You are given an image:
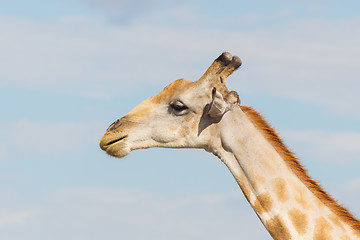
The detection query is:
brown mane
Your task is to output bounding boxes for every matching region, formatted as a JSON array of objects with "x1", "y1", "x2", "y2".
[{"x1": 240, "y1": 105, "x2": 360, "y2": 232}]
